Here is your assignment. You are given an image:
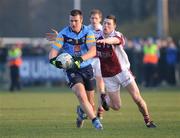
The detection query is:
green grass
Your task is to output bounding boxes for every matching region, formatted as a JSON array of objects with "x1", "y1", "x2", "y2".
[{"x1": 0, "y1": 86, "x2": 180, "y2": 138}]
